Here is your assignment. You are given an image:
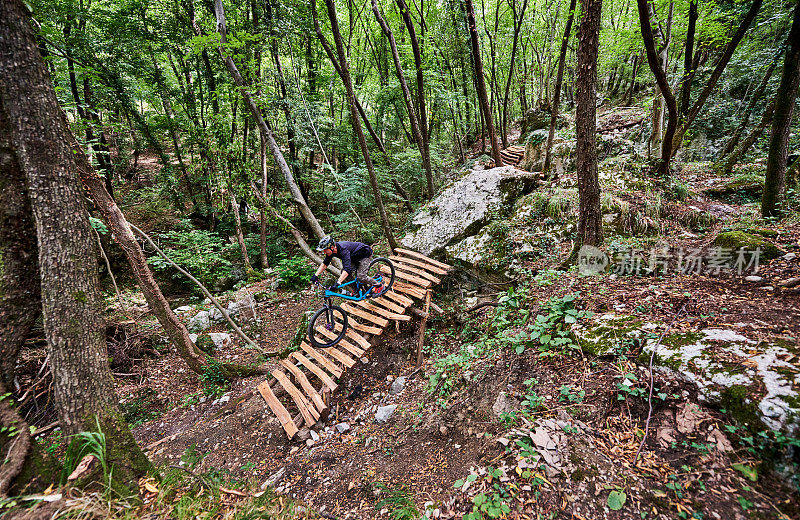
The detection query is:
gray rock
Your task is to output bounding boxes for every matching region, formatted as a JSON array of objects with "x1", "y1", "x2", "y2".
[
  {"x1": 492, "y1": 391, "x2": 518, "y2": 417},
  {"x1": 783, "y1": 252, "x2": 797, "y2": 261},
  {"x1": 375, "y1": 405, "x2": 398, "y2": 424},
  {"x1": 175, "y1": 305, "x2": 194, "y2": 315},
  {"x1": 228, "y1": 295, "x2": 256, "y2": 319},
  {"x1": 390, "y1": 376, "x2": 406, "y2": 395},
  {"x1": 188, "y1": 310, "x2": 211, "y2": 332},
  {"x1": 309, "y1": 430, "x2": 319, "y2": 442},
  {"x1": 401, "y1": 166, "x2": 538, "y2": 257},
  {"x1": 208, "y1": 332, "x2": 232, "y2": 350},
  {"x1": 209, "y1": 307, "x2": 225, "y2": 323},
  {"x1": 335, "y1": 422, "x2": 350, "y2": 433},
  {"x1": 779, "y1": 277, "x2": 800, "y2": 288},
  {"x1": 745, "y1": 275, "x2": 763, "y2": 283}
]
